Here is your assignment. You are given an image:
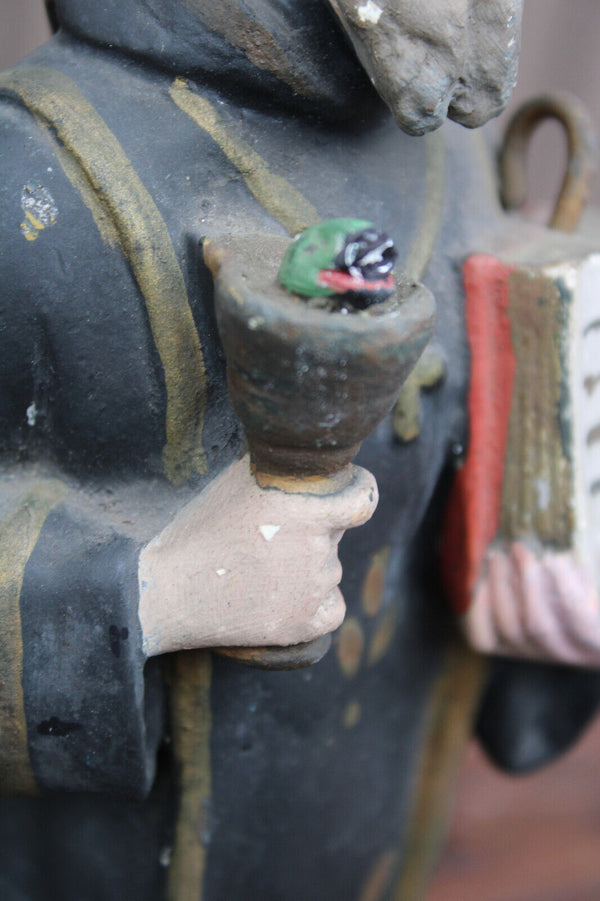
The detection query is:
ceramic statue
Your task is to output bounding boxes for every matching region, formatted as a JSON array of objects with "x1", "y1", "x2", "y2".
[{"x1": 2, "y1": 3, "x2": 600, "y2": 900}]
